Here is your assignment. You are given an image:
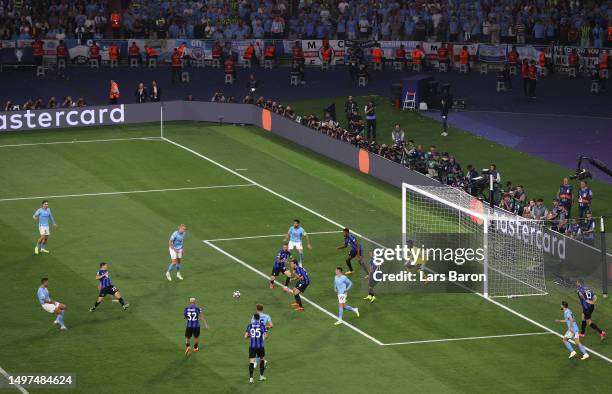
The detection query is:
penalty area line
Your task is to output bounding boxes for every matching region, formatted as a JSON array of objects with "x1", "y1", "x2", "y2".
[
  {"x1": 382, "y1": 332, "x2": 552, "y2": 346},
  {"x1": 0, "y1": 136, "x2": 160, "y2": 148},
  {"x1": 0, "y1": 184, "x2": 255, "y2": 202},
  {"x1": 203, "y1": 230, "x2": 342, "y2": 242},
  {"x1": 0, "y1": 365, "x2": 28, "y2": 394},
  {"x1": 203, "y1": 240, "x2": 384, "y2": 346}
]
